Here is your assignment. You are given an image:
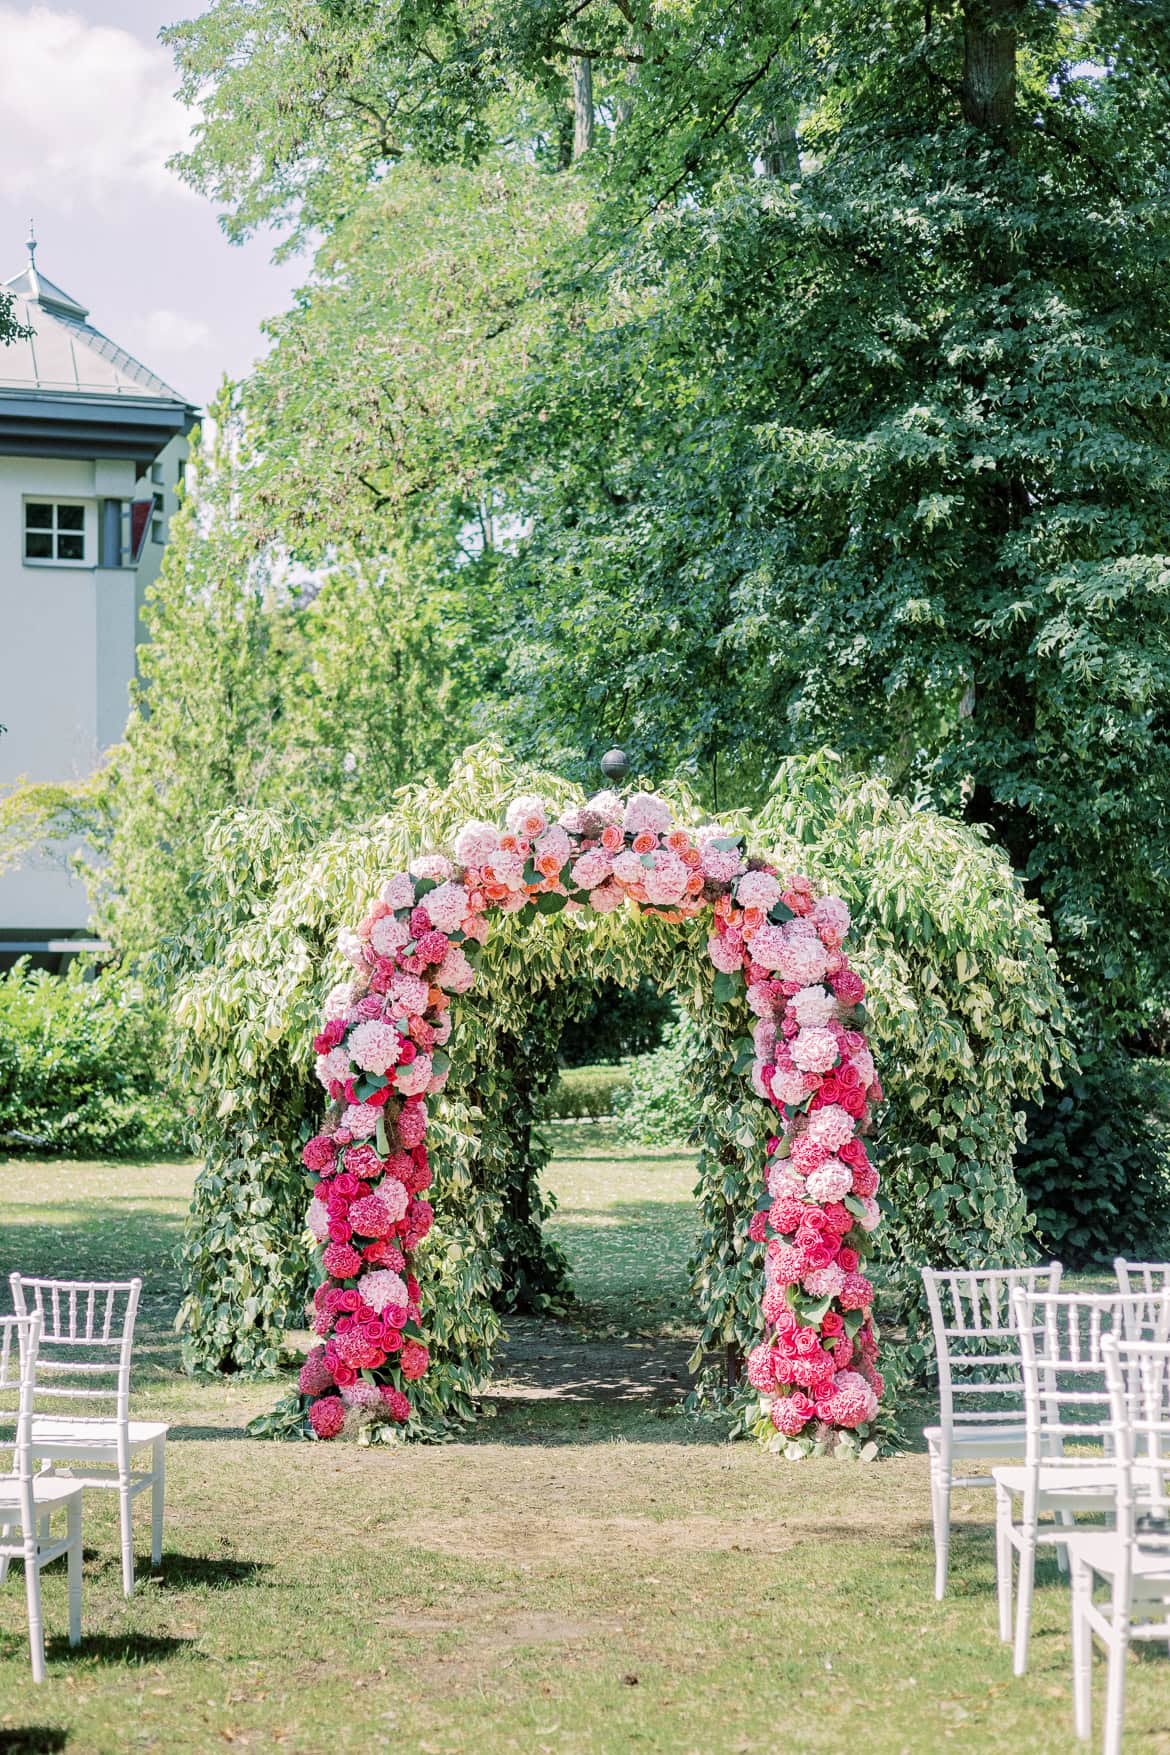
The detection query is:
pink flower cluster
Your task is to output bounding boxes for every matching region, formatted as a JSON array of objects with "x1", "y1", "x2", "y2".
[{"x1": 299, "y1": 789, "x2": 881, "y2": 1444}]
